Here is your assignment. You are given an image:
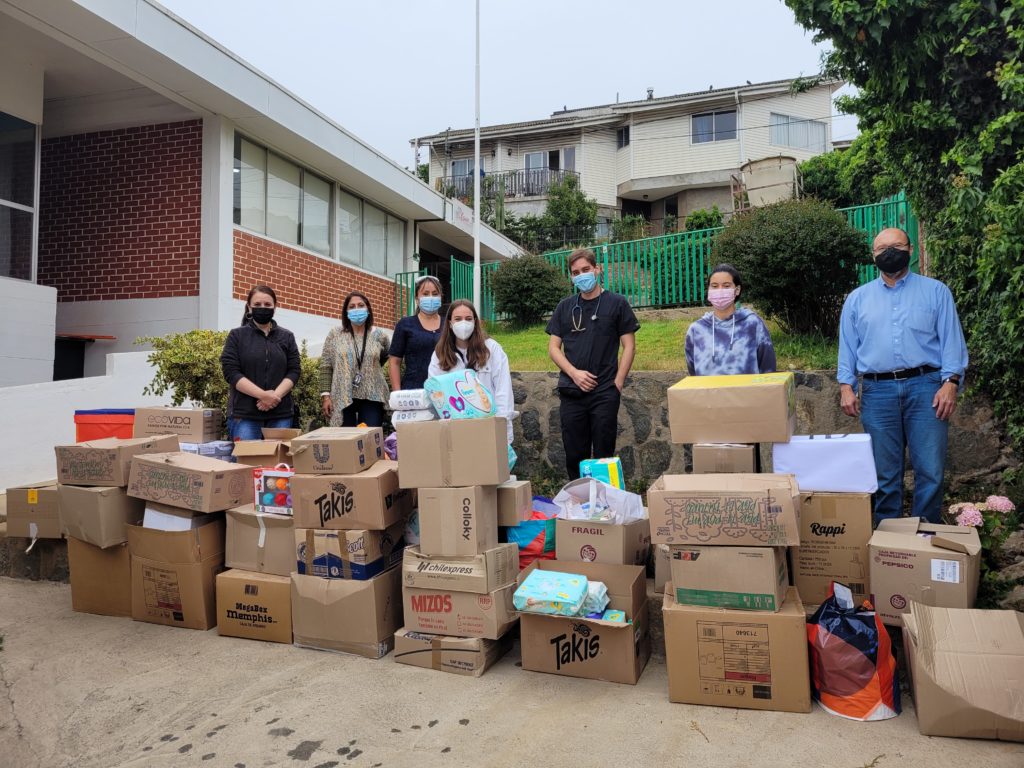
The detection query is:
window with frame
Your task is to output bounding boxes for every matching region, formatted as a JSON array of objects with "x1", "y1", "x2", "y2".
[
  {"x1": 769, "y1": 113, "x2": 827, "y2": 152},
  {"x1": 336, "y1": 188, "x2": 405, "y2": 276},
  {"x1": 0, "y1": 111, "x2": 37, "y2": 281},
  {"x1": 616, "y1": 126, "x2": 630, "y2": 149},
  {"x1": 232, "y1": 135, "x2": 331, "y2": 256},
  {"x1": 451, "y1": 158, "x2": 474, "y2": 177},
  {"x1": 691, "y1": 110, "x2": 737, "y2": 143}
]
